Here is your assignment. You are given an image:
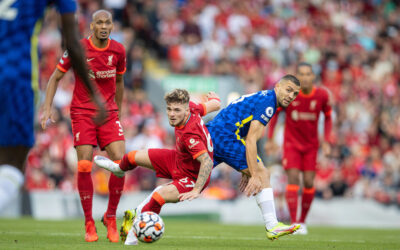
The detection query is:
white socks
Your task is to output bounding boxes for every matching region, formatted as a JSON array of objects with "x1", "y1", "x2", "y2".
[
  {"x1": 0, "y1": 165, "x2": 24, "y2": 212},
  {"x1": 255, "y1": 188, "x2": 278, "y2": 230}
]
